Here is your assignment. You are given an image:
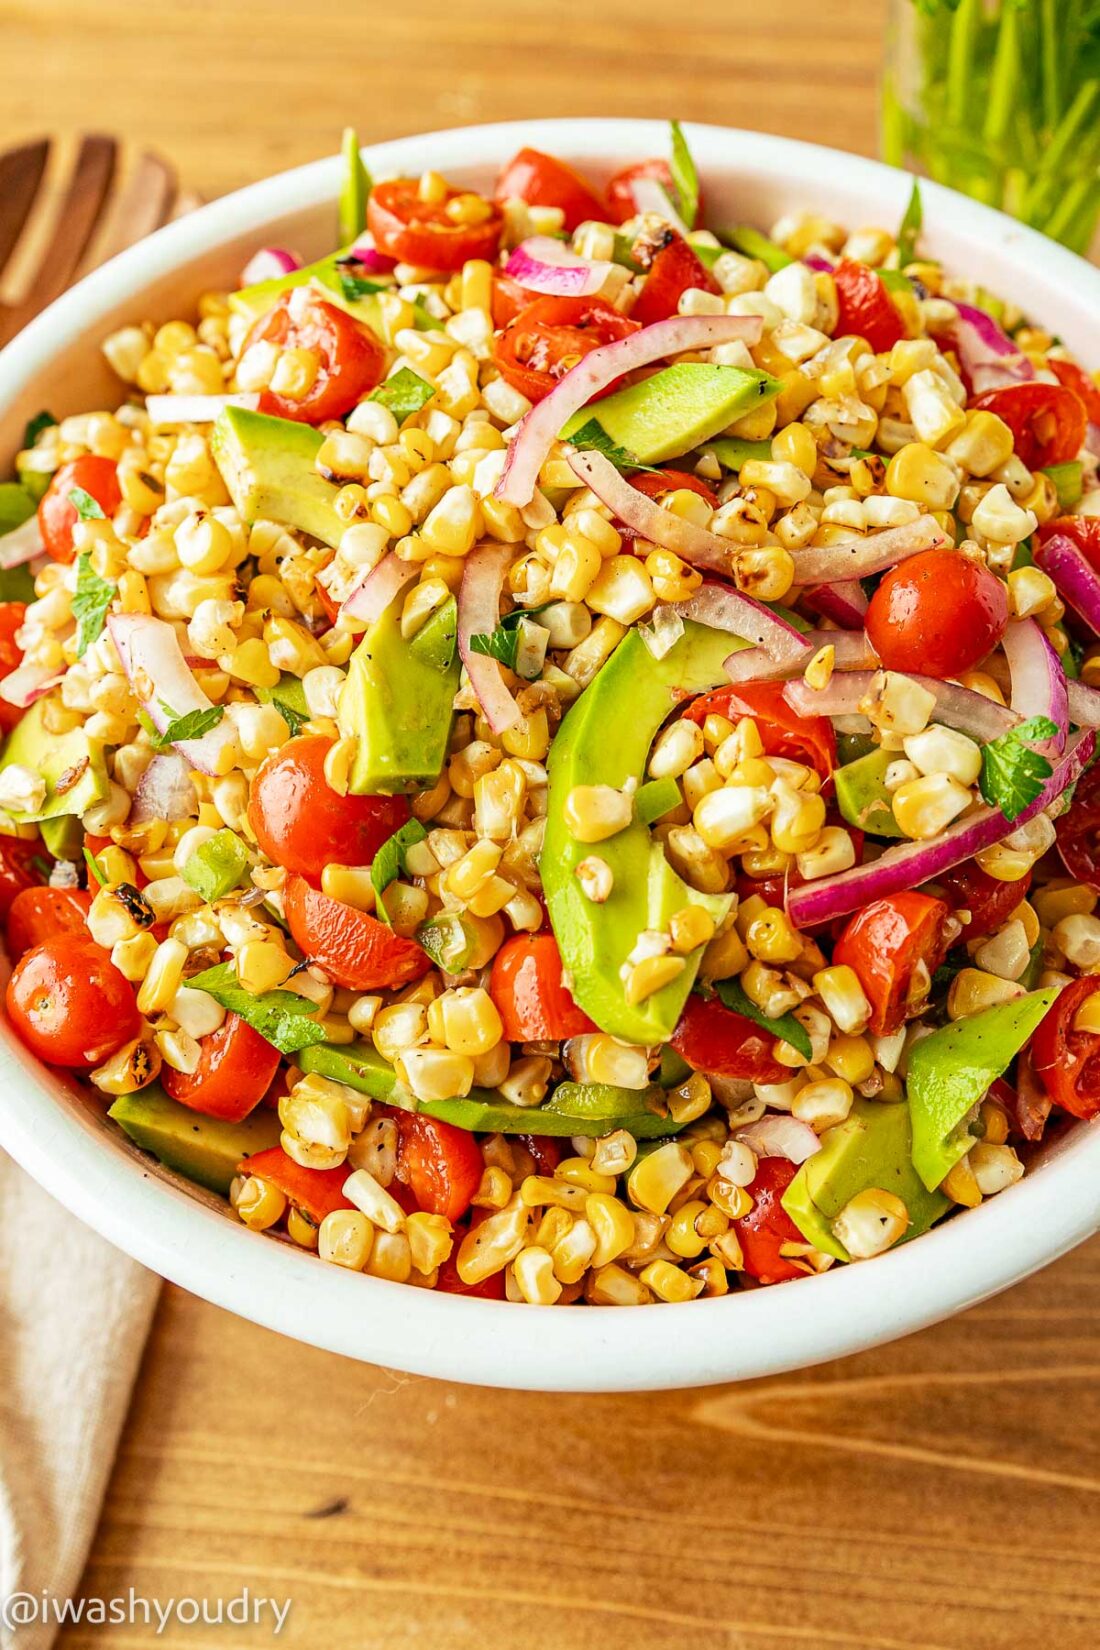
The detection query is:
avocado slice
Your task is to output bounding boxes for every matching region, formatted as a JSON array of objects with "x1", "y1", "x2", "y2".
[
  {"x1": 0, "y1": 482, "x2": 34, "y2": 534},
  {"x1": 211, "y1": 407, "x2": 346, "y2": 549},
  {"x1": 907, "y1": 988, "x2": 1058, "y2": 1190},
  {"x1": 0, "y1": 699, "x2": 108, "y2": 825},
  {"x1": 229, "y1": 247, "x2": 437, "y2": 333},
  {"x1": 705, "y1": 437, "x2": 772, "y2": 472},
  {"x1": 39, "y1": 813, "x2": 84, "y2": 861},
  {"x1": 782, "y1": 1098, "x2": 950, "y2": 1262},
  {"x1": 109, "y1": 1084, "x2": 281, "y2": 1196},
  {"x1": 542, "y1": 621, "x2": 744, "y2": 1045},
  {"x1": 560, "y1": 364, "x2": 781, "y2": 465},
  {"x1": 338, "y1": 595, "x2": 459, "y2": 794},
  {"x1": 835, "y1": 748, "x2": 906, "y2": 839}
]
